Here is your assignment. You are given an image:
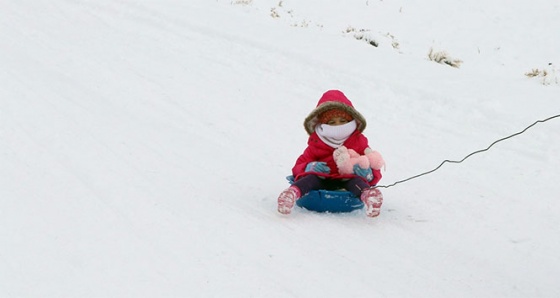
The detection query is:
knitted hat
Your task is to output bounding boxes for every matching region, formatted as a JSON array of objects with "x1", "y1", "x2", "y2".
[
  {"x1": 318, "y1": 109, "x2": 354, "y2": 124},
  {"x1": 304, "y1": 90, "x2": 367, "y2": 135}
]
